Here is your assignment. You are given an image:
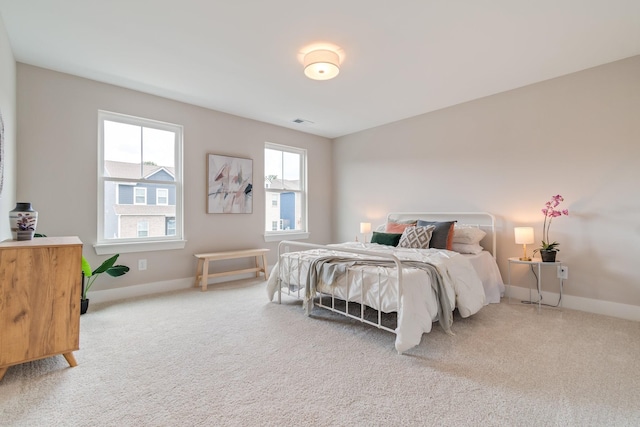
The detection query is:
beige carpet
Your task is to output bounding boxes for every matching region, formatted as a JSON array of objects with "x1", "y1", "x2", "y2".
[{"x1": 1, "y1": 279, "x2": 639, "y2": 426}]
